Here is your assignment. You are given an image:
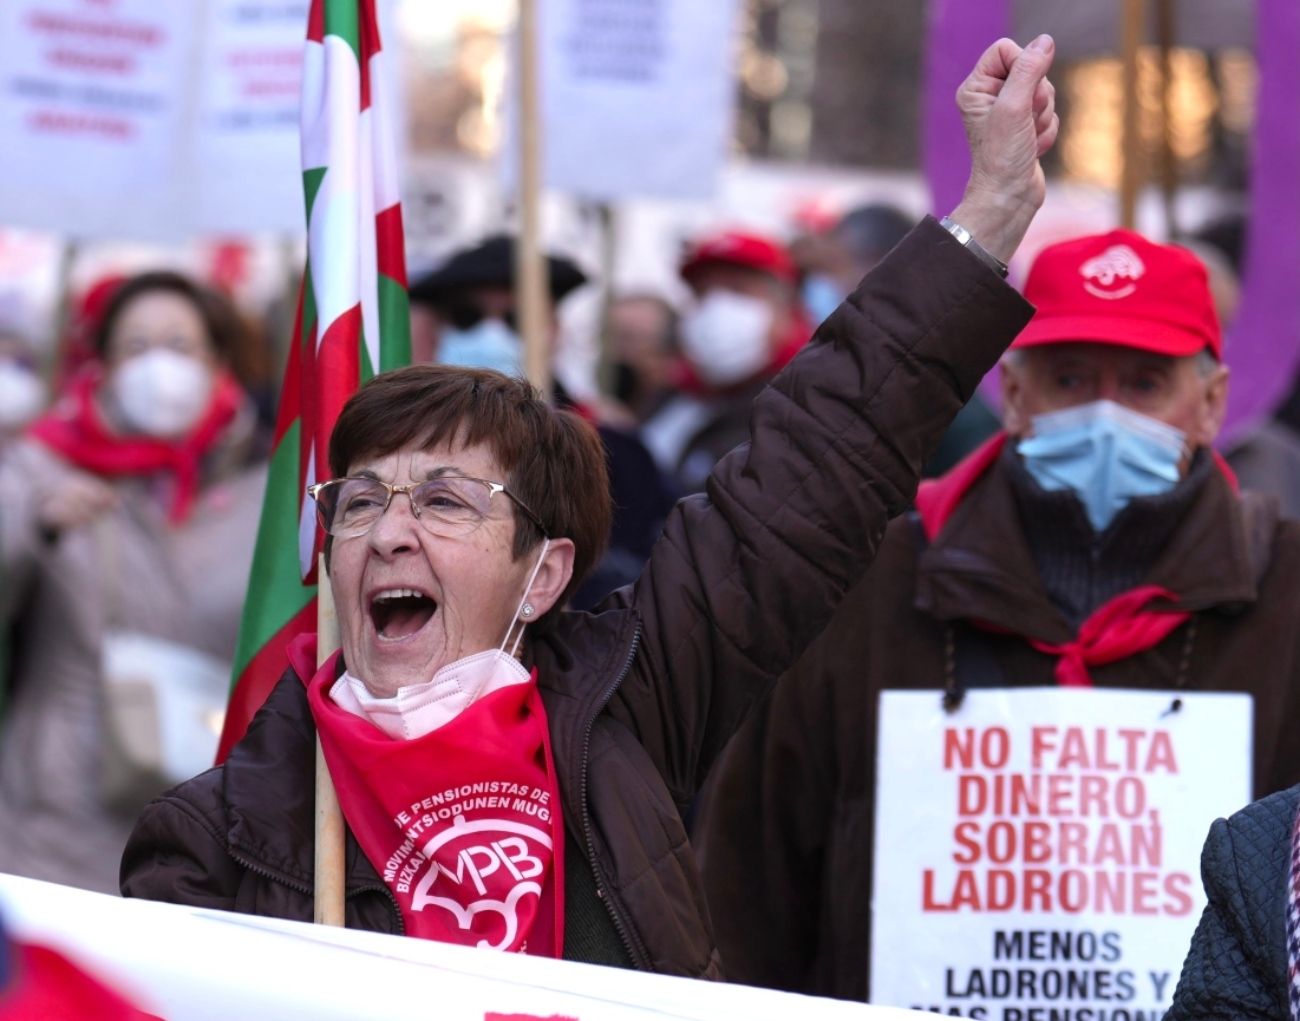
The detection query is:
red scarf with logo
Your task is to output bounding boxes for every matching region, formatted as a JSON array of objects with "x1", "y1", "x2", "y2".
[
  {"x1": 28, "y1": 368, "x2": 243, "y2": 524},
  {"x1": 293, "y1": 637, "x2": 565, "y2": 955},
  {"x1": 914, "y1": 433, "x2": 1238, "y2": 686}
]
